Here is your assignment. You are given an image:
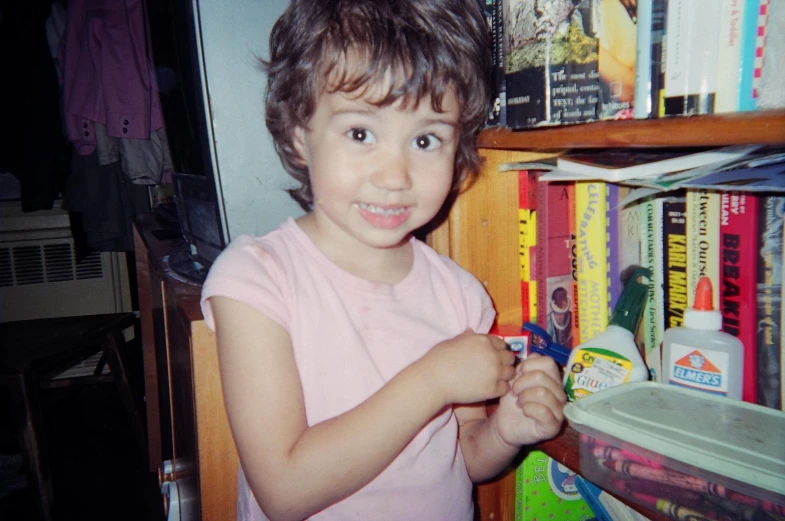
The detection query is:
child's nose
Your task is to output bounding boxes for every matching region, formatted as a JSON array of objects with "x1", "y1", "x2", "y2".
[{"x1": 371, "y1": 150, "x2": 412, "y2": 191}]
